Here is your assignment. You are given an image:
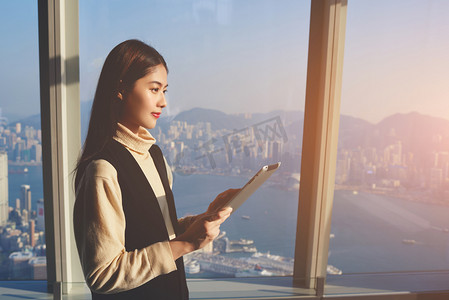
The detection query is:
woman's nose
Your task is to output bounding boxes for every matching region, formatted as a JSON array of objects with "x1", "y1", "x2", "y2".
[{"x1": 159, "y1": 93, "x2": 167, "y2": 108}]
